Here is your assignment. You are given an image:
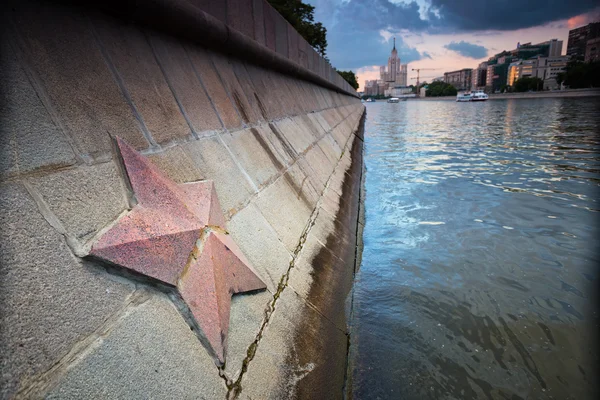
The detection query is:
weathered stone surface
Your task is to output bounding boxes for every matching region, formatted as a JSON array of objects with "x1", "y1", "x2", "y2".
[
  {"x1": 0, "y1": 35, "x2": 76, "y2": 177},
  {"x1": 211, "y1": 52, "x2": 260, "y2": 125},
  {"x1": 300, "y1": 144, "x2": 336, "y2": 193},
  {"x1": 10, "y1": 0, "x2": 148, "y2": 159},
  {"x1": 287, "y1": 25, "x2": 299, "y2": 64},
  {"x1": 227, "y1": 0, "x2": 254, "y2": 38},
  {"x1": 188, "y1": 0, "x2": 227, "y2": 23},
  {"x1": 284, "y1": 161, "x2": 321, "y2": 209},
  {"x1": 271, "y1": 118, "x2": 313, "y2": 156},
  {"x1": 252, "y1": 0, "x2": 266, "y2": 45},
  {"x1": 266, "y1": 121, "x2": 298, "y2": 164},
  {"x1": 148, "y1": 32, "x2": 223, "y2": 135},
  {"x1": 318, "y1": 134, "x2": 344, "y2": 164},
  {"x1": 186, "y1": 46, "x2": 242, "y2": 130},
  {"x1": 226, "y1": 290, "x2": 272, "y2": 380},
  {"x1": 263, "y1": 0, "x2": 277, "y2": 52},
  {"x1": 28, "y1": 161, "x2": 129, "y2": 243},
  {"x1": 272, "y1": 7, "x2": 289, "y2": 57},
  {"x1": 221, "y1": 127, "x2": 284, "y2": 189},
  {"x1": 146, "y1": 144, "x2": 205, "y2": 184},
  {"x1": 254, "y1": 173, "x2": 313, "y2": 252},
  {"x1": 230, "y1": 59, "x2": 267, "y2": 122},
  {"x1": 288, "y1": 218, "x2": 355, "y2": 331},
  {"x1": 0, "y1": 183, "x2": 134, "y2": 399},
  {"x1": 92, "y1": 16, "x2": 192, "y2": 145},
  {"x1": 185, "y1": 135, "x2": 255, "y2": 216},
  {"x1": 240, "y1": 289, "x2": 348, "y2": 399},
  {"x1": 46, "y1": 295, "x2": 227, "y2": 399},
  {"x1": 228, "y1": 203, "x2": 293, "y2": 292}
]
